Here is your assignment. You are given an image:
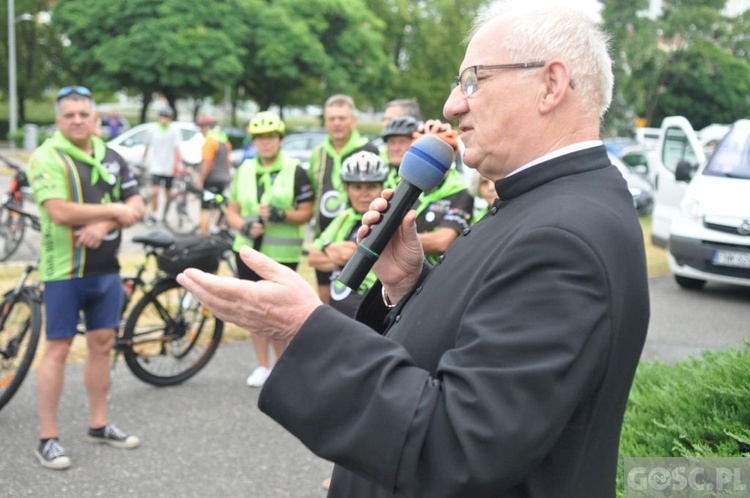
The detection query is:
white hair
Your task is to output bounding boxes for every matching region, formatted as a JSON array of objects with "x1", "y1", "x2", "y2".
[{"x1": 470, "y1": 0, "x2": 613, "y2": 119}]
